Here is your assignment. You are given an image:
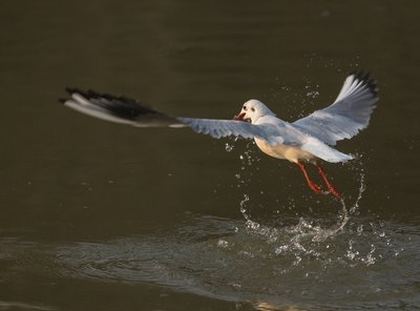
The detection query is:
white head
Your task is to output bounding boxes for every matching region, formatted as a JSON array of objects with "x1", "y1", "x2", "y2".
[{"x1": 233, "y1": 99, "x2": 275, "y2": 124}]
